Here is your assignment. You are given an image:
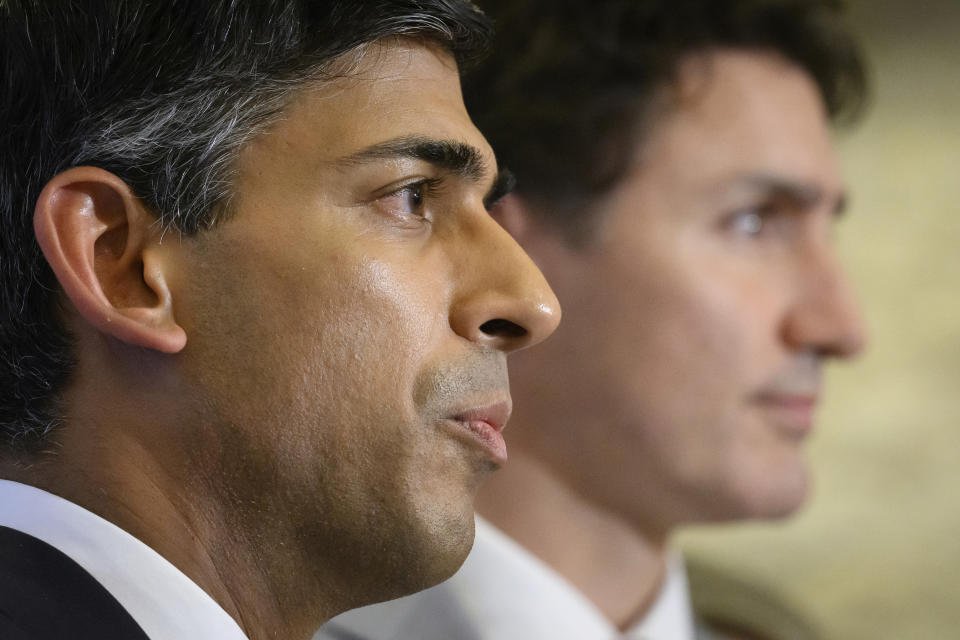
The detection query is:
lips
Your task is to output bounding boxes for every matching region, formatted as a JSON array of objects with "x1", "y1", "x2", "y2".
[
  {"x1": 754, "y1": 393, "x2": 818, "y2": 439},
  {"x1": 446, "y1": 400, "x2": 511, "y2": 465}
]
